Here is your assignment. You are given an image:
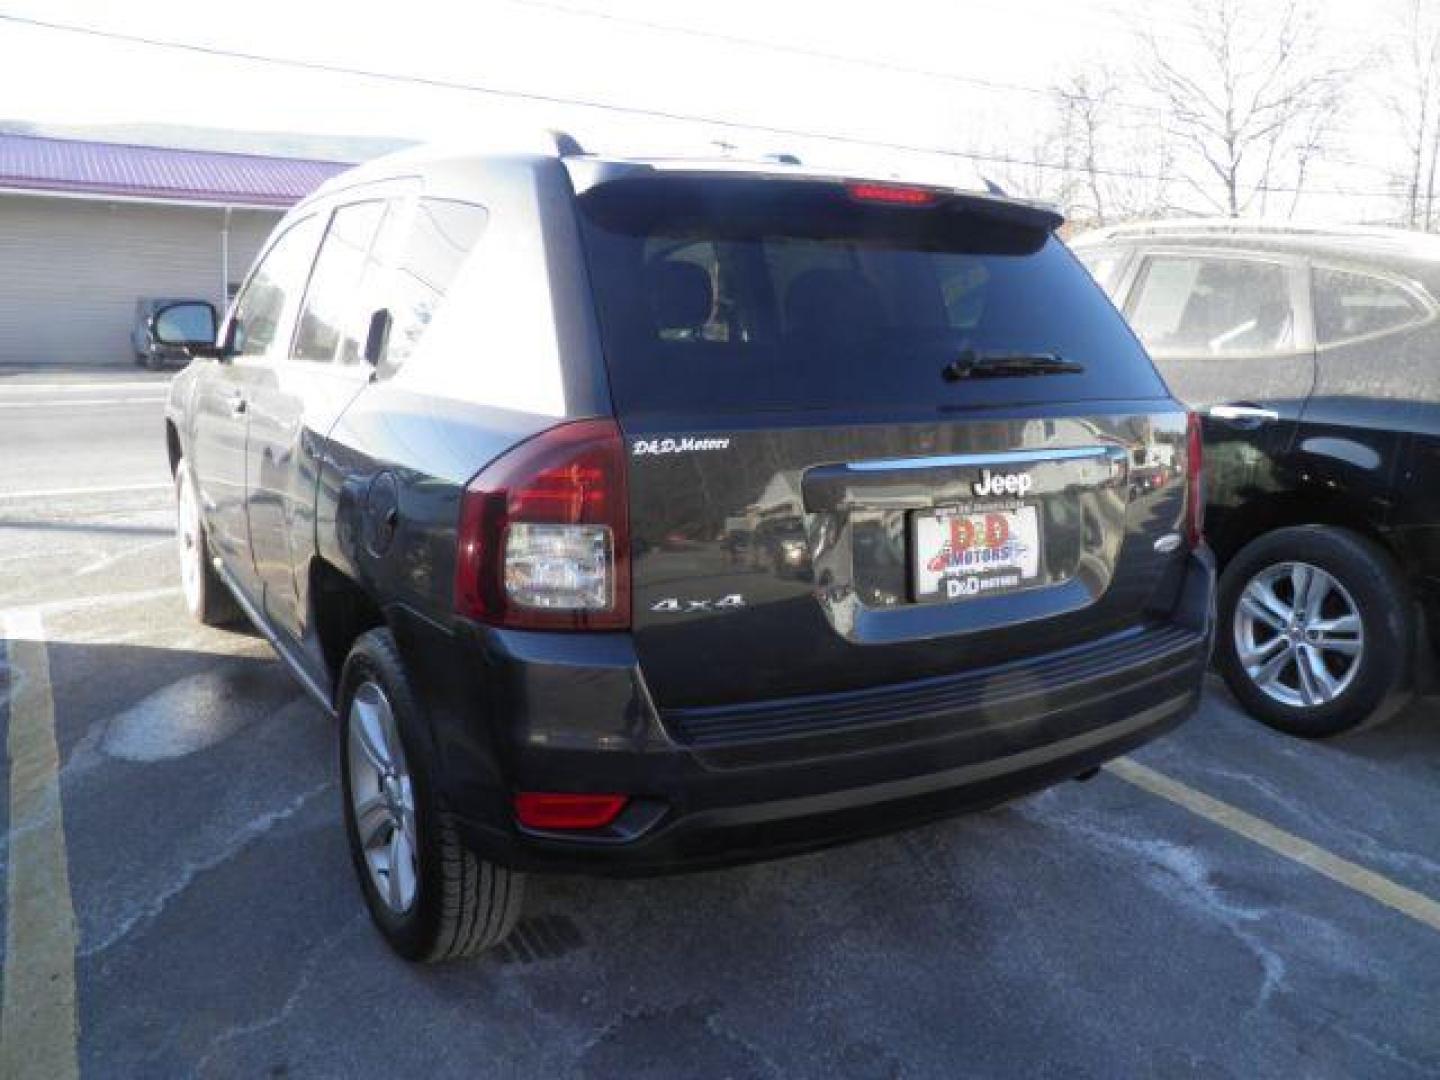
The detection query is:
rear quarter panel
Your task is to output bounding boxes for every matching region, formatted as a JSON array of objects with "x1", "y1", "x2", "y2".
[
  {"x1": 315, "y1": 155, "x2": 612, "y2": 628},
  {"x1": 1304, "y1": 259, "x2": 1440, "y2": 596}
]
